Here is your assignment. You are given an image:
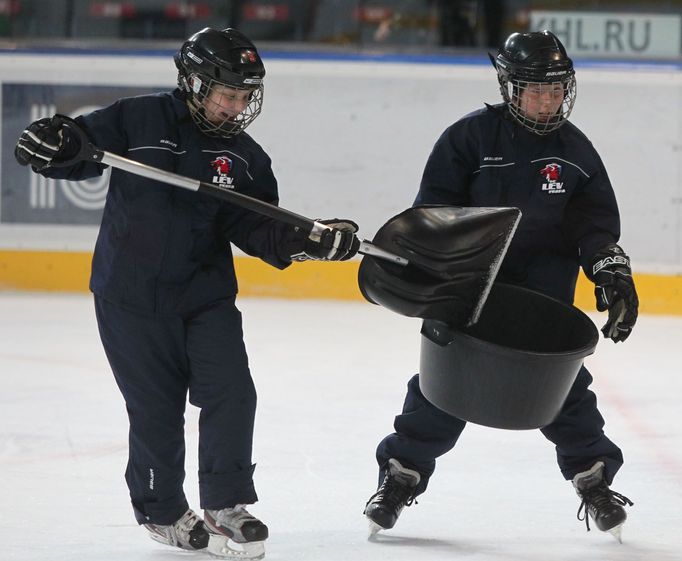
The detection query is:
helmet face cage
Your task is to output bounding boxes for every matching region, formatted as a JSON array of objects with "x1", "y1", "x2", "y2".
[
  {"x1": 493, "y1": 31, "x2": 577, "y2": 135},
  {"x1": 184, "y1": 73, "x2": 264, "y2": 139},
  {"x1": 175, "y1": 28, "x2": 265, "y2": 139},
  {"x1": 499, "y1": 73, "x2": 576, "y2": 135}
]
